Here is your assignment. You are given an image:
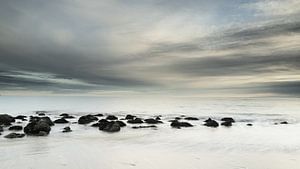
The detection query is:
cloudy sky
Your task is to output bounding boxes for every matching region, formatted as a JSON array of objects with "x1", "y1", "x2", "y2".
[{"x1": 0, "y1": 0, "x2": 299, "y2": 97}]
